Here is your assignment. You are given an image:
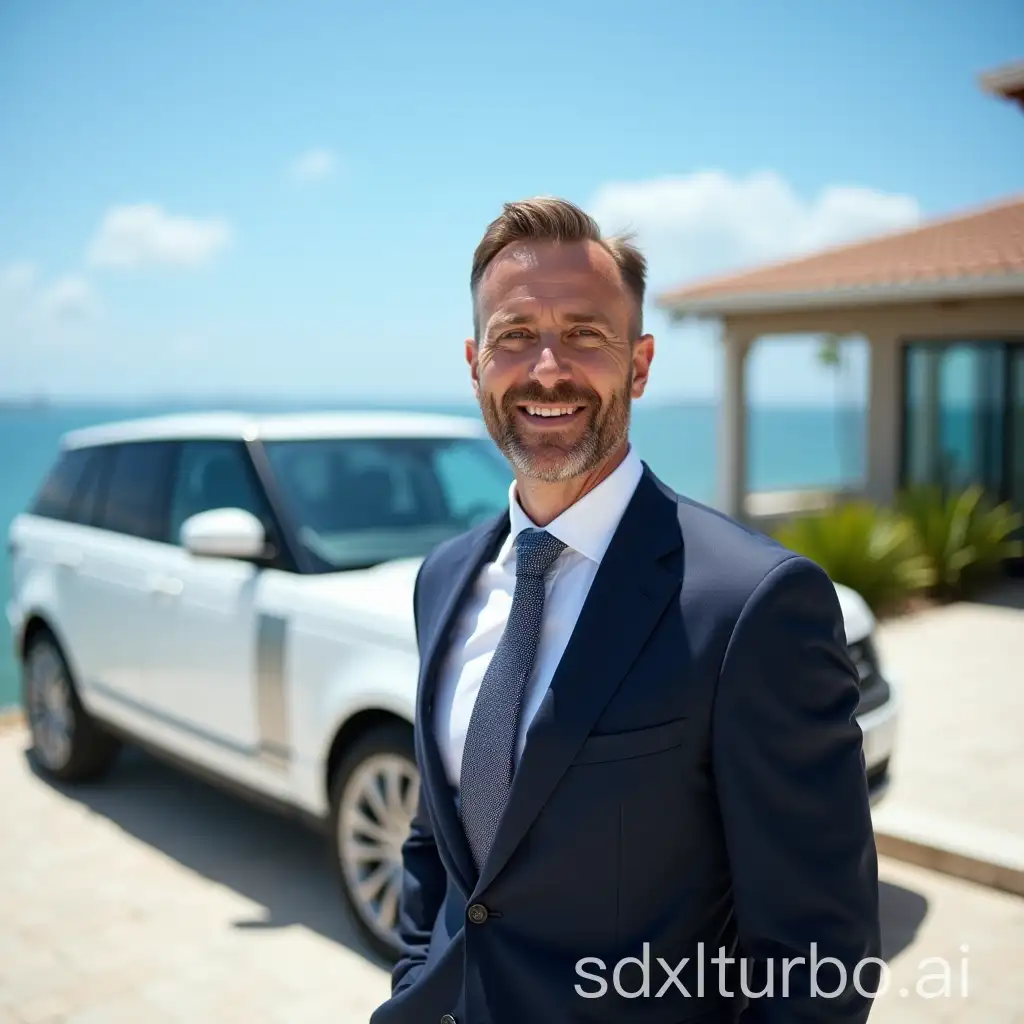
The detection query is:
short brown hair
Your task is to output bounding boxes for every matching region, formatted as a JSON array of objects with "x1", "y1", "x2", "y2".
[{"x1": 470, "y1": 196, "x2": 647, "y2": 340}]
